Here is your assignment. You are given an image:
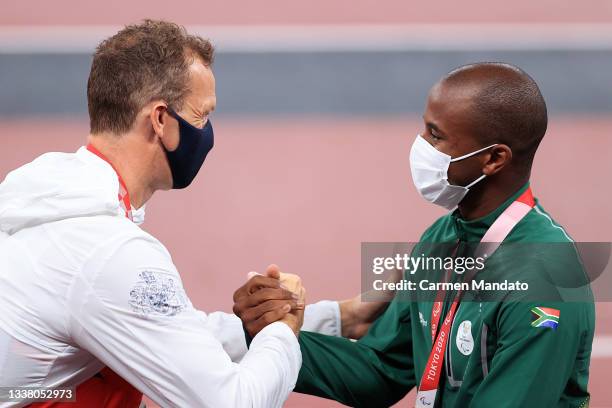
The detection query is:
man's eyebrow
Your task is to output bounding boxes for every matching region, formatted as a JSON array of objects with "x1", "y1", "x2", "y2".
[{"x1": 423, "y1": 118, "x2": 446, "y2": 136}]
